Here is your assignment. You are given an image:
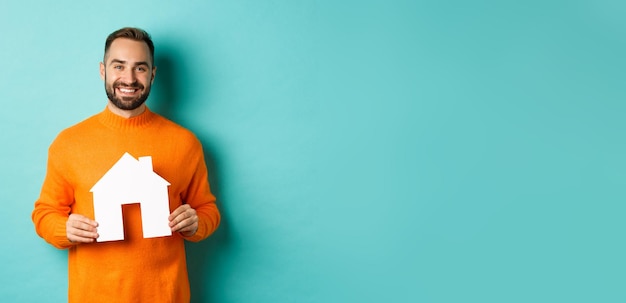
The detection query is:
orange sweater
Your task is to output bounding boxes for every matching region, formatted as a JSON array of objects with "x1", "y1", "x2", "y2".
[{"x1": 32, "y1": 107, "x2": 220, "y2": 303}]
